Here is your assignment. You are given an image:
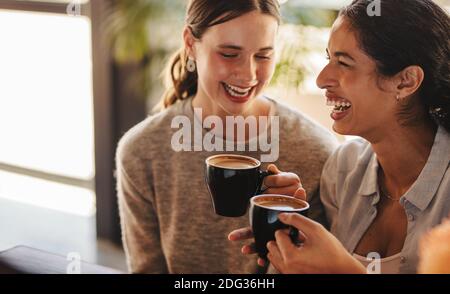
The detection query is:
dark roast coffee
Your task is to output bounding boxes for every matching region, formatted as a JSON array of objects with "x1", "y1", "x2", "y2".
[
  {"x1": 250, "y1": 194, "x2": 309, "y2": 259},
  {"x1": 257, "y1": 200, "x2": 306, "y2": 210},
  {"x1": 209, "y1": 157, "x2": 258, "y2": 169},
  {"x1": 205, "y1": 154, "x2": 271, "y2": 217}
]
